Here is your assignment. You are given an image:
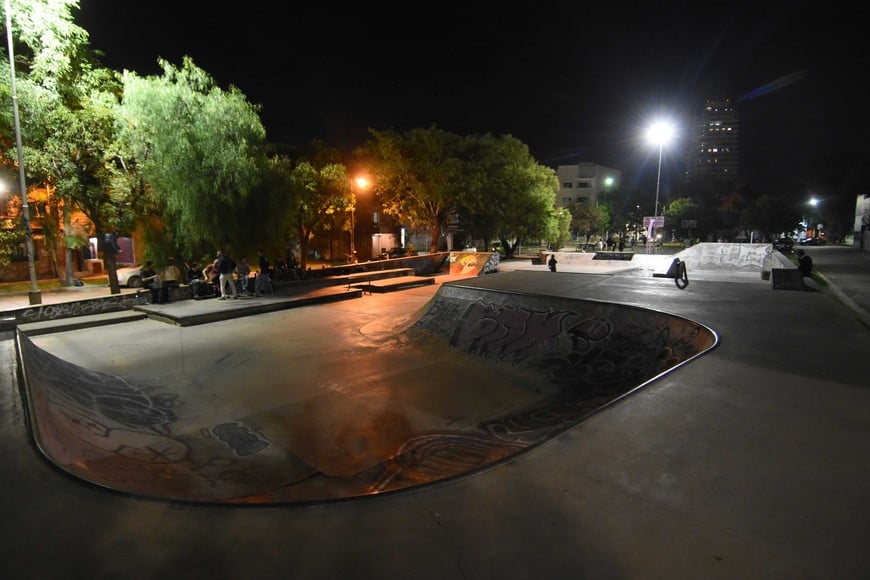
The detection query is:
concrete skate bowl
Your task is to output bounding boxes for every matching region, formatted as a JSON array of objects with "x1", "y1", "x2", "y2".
[{"x1": 17, "y1": 287, "x2": 717, "y2": 505}]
